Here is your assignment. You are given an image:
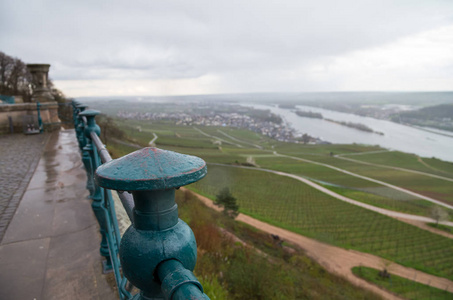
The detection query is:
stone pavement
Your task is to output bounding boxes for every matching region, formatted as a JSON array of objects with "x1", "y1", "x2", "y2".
[
  {"x1": 0, "y1": 133, "x2": 49, "y2": 242},
  {"x1": 0, "y1": 129, "x2": 117, "y2": 299}
]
